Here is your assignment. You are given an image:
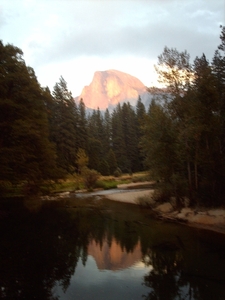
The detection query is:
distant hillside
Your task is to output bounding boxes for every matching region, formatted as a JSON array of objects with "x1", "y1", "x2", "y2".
[{"x1": 75, "y1": 69, "x2": 152, "y2": 111}]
